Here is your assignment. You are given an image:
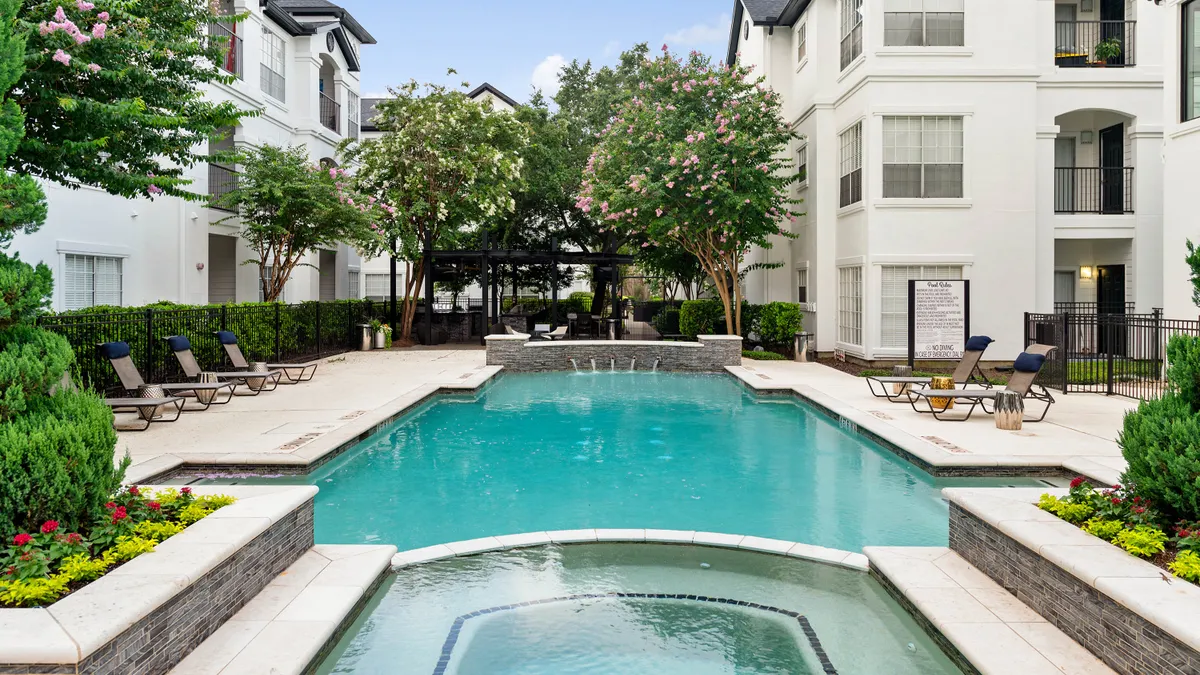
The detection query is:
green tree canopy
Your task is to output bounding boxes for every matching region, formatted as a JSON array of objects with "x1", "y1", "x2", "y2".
[
  {"x1": 13, "y1": 0, "x2": 249, "y2": 202},
  {"x1": 341, "y1": 78, "x2": 527, "y2": 339},
  {"x1": 0, "y1": 0, "x2": 44, "y2": 245},
  {"x1": 216, "y1": 145, "x2": 383, "y2": 302},
  {"x1": 579, "y1": 47, "x2": 801, "y2": 335}
]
